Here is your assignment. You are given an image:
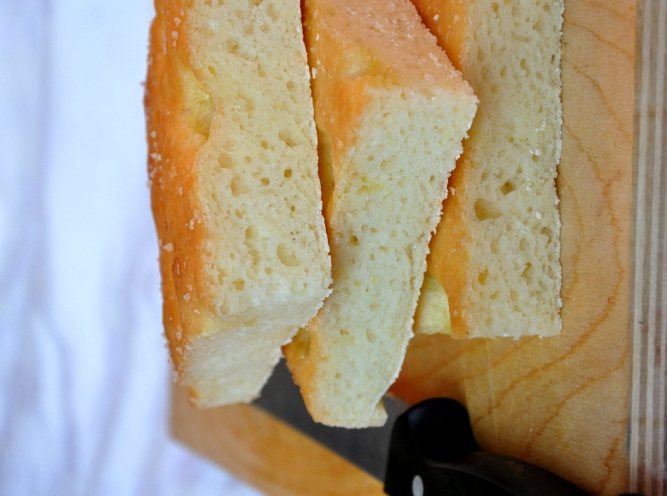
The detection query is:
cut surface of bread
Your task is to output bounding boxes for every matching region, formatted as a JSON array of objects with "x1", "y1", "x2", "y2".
[
  {"x1": 283, "y1": 0, "x2": 477, "y2": 427},
  {"x1": 411, "y1": 0, "x2": 563, "y2": 339},
  {"x1": 145, "y1": 0, "x2": 331, "y2": 407}
]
